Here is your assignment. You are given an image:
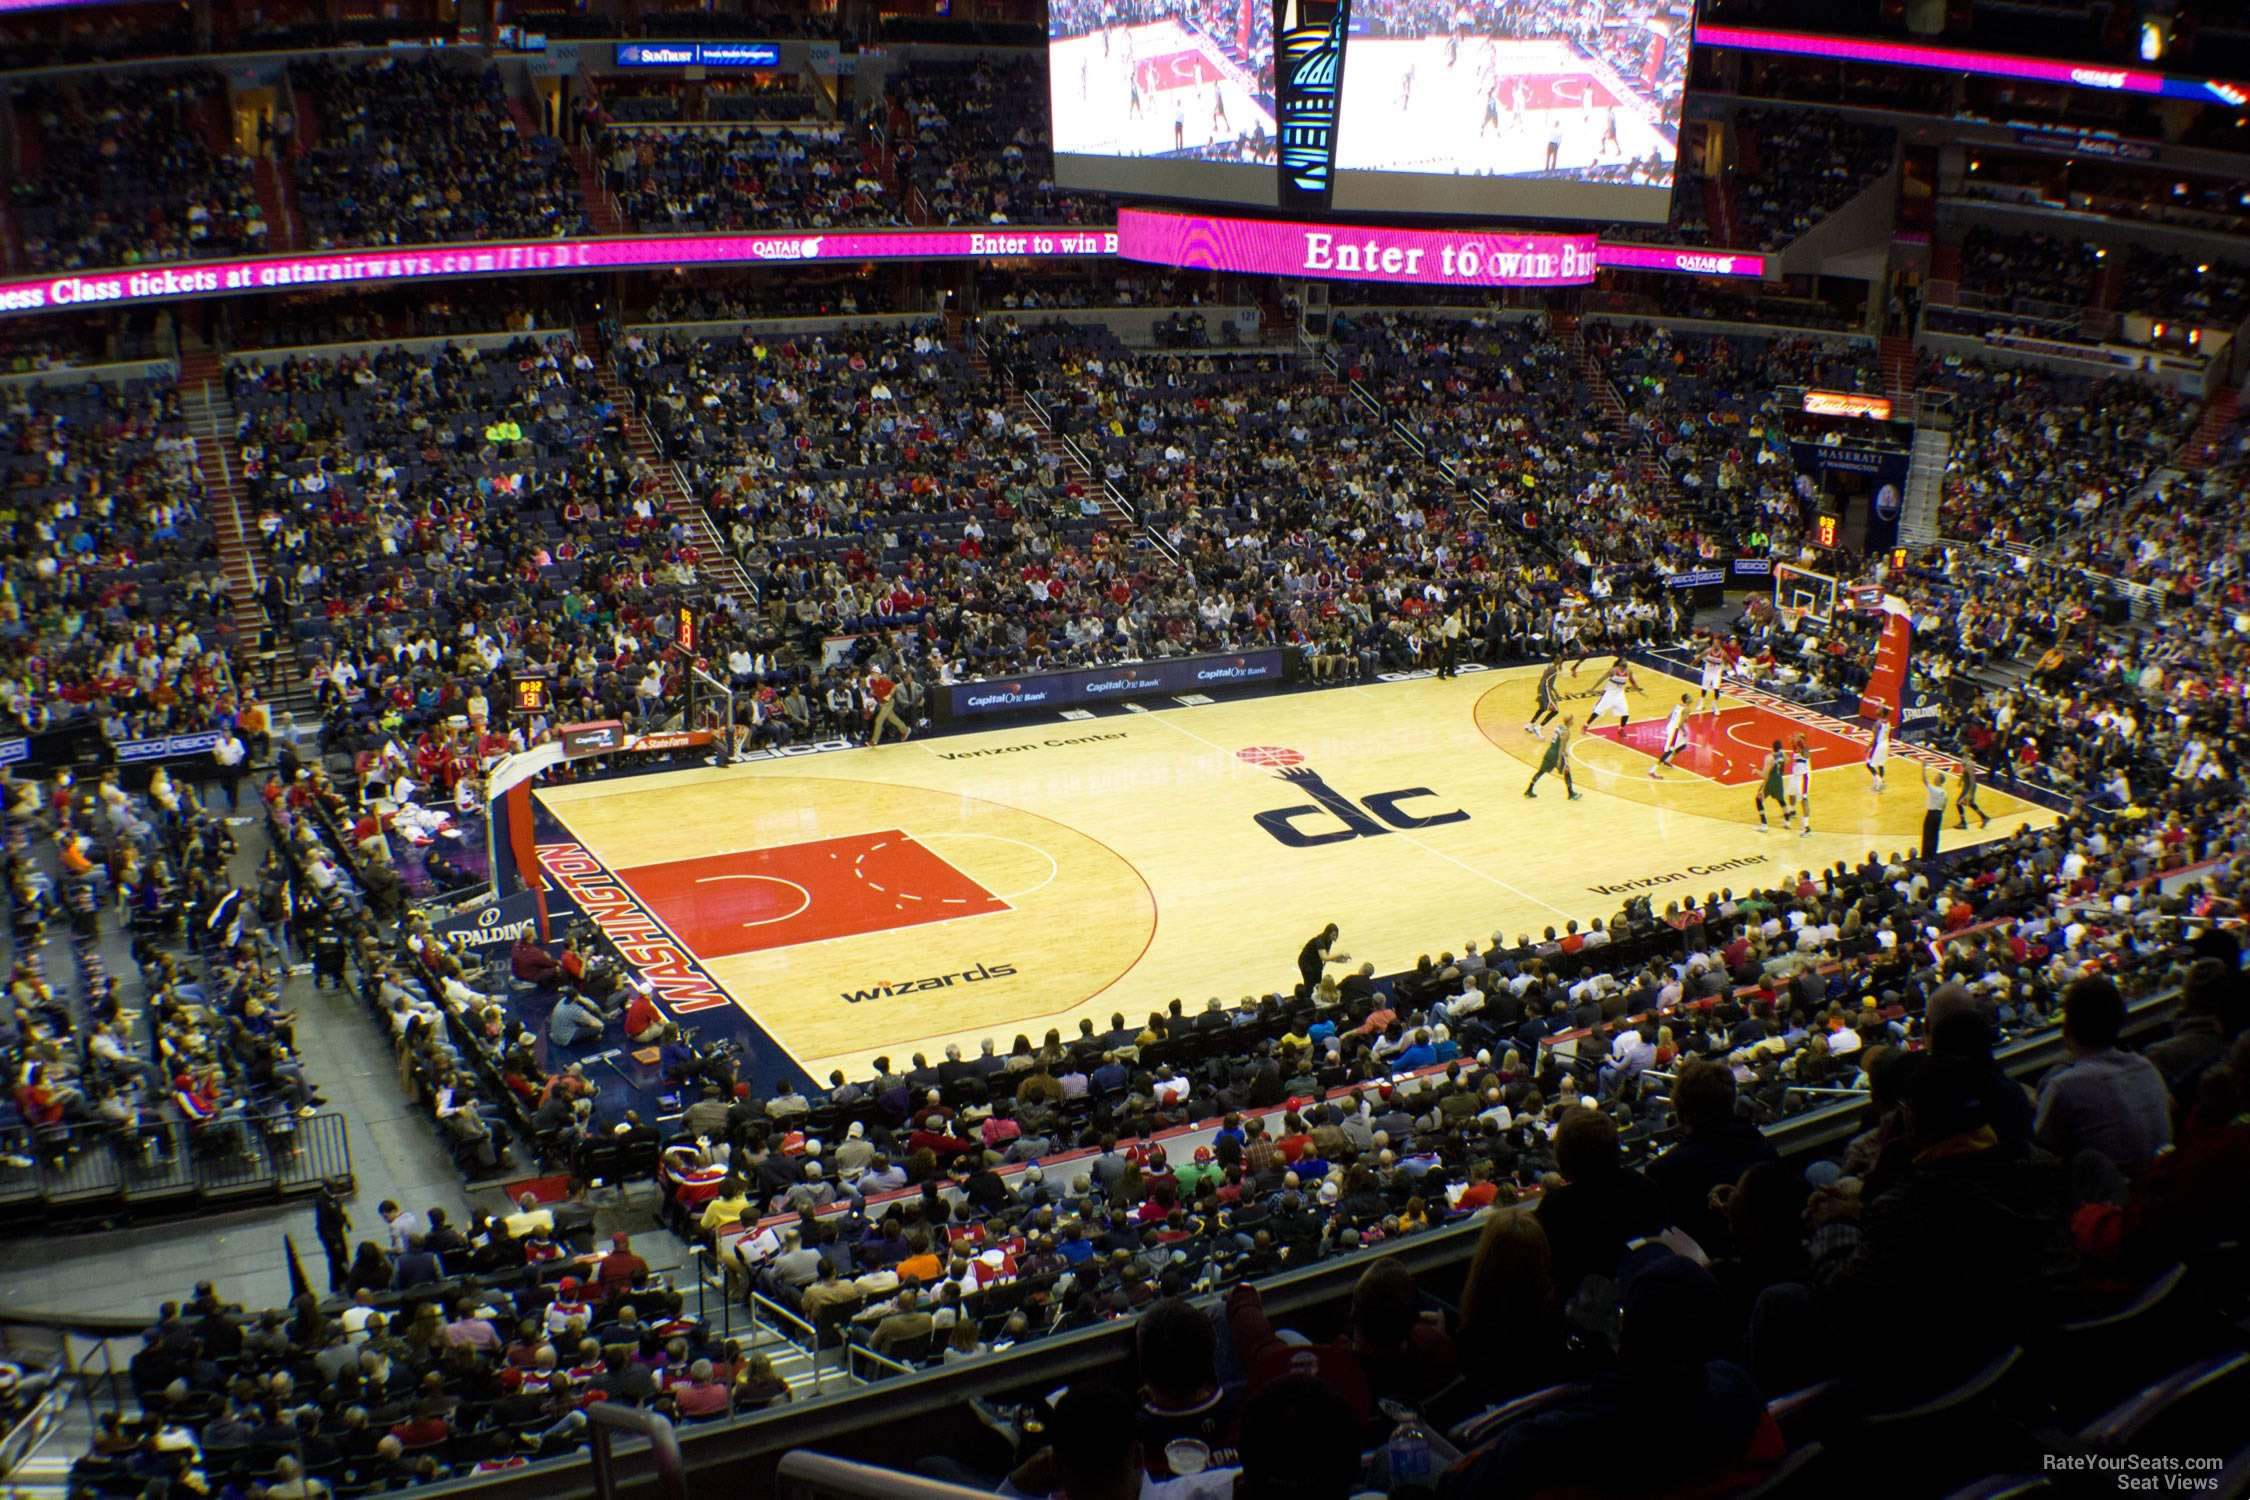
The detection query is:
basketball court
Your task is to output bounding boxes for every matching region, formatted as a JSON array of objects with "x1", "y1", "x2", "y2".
[{"x1": 531, "y1": 663, "x2": 2049, "y2": 1091}]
